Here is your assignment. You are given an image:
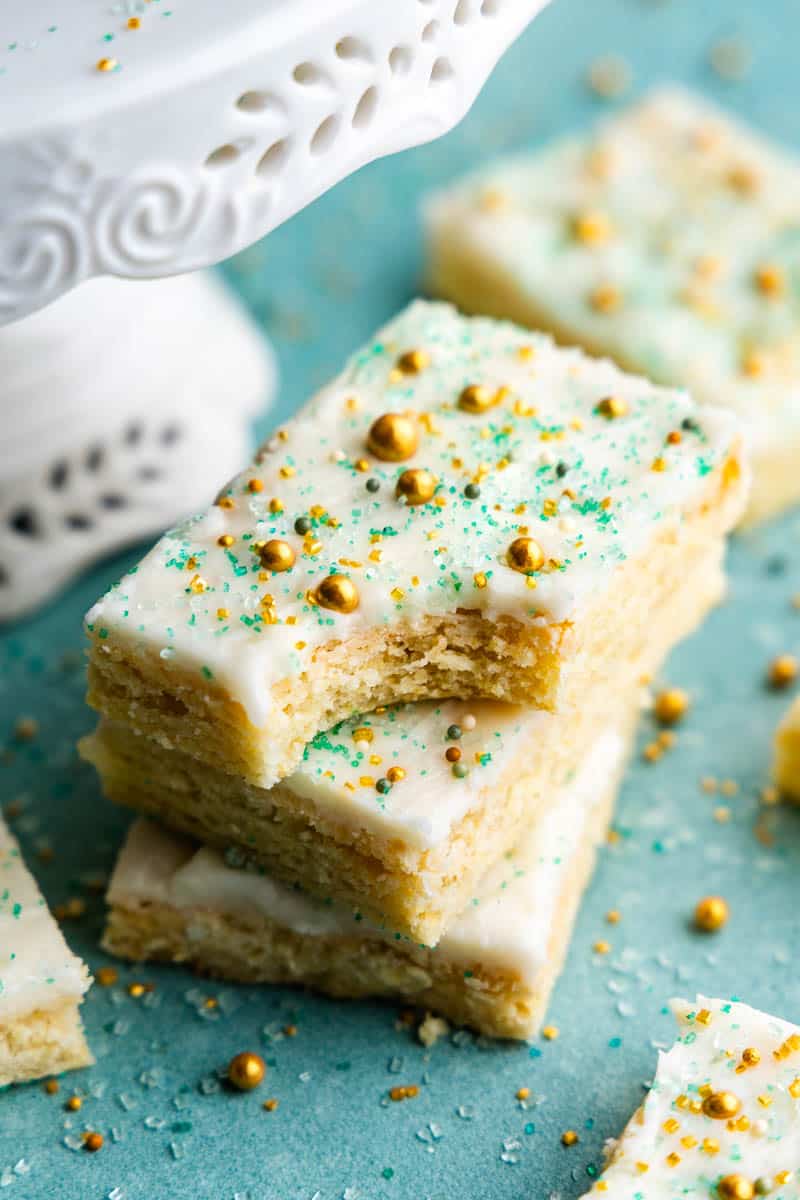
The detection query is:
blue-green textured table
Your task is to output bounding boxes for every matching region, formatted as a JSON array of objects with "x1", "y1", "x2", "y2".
[{"x1": 4, "y1": 2, "x2": 800, "y2": 1196}]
